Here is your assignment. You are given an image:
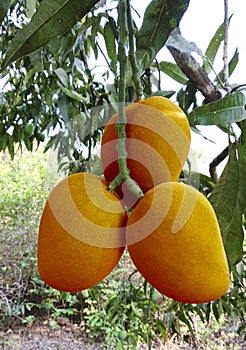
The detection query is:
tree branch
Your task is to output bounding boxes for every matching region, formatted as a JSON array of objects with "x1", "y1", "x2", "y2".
[
  {"x1": 167, "y1": 27, "x2": 222, "y2": 103},
  {"x1": 223, "y1": 0, "x2": 230, "y2": 93},
  {"x1": 209, "y1": 145, "x2": 229, "y2": 181}
]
